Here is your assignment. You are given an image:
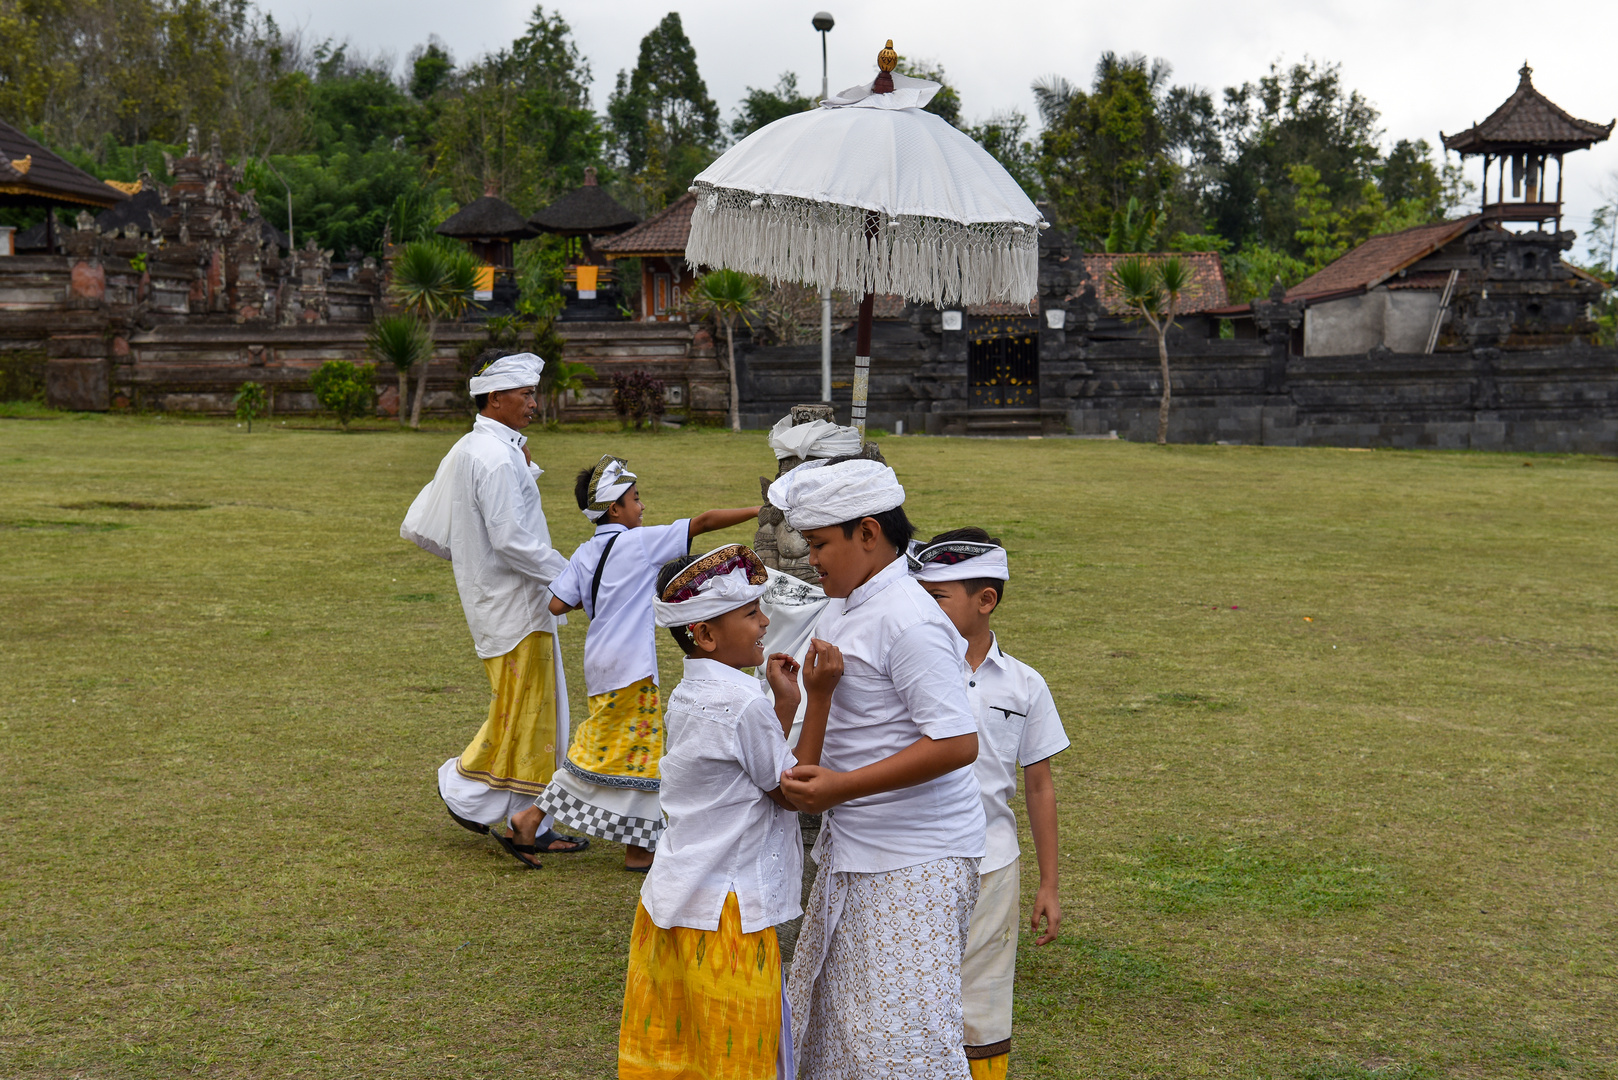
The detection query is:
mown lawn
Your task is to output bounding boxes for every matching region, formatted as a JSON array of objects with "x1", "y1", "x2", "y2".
[{"x1": 1, "y1": 413, "x2": 1614, "y2": 1079}]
